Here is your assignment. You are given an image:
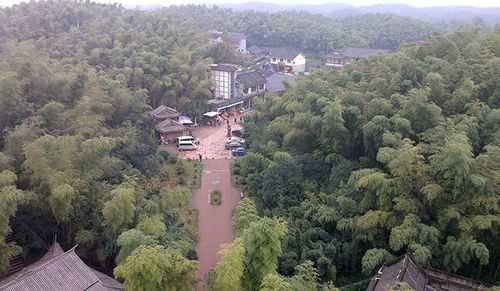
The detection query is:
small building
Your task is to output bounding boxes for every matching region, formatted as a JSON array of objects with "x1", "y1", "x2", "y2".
[
  {"x1": 208, "y1": 30, "x2": 247, "y2": 53},
  {"x1": 150, "y1": 105, "x2": 181, "y2": 122},
  {"x1": 227, "y1": 32, "x2": 247, "y2": 54},
  {"x1": 325, "y1": 47, "x2": 389, "y2": 69},
  {"x1": 267, "y1": 47, "x2": 306, "y2": 74},
  {"x1": 210, "y1": 64, "x2": 239, "y2": 100},
  {"x1": 265, "y1": 72, "x2": 296, "y2": 95},
  {"x1": 236, "y1": 70, "x2": 266, "y2": 98},
  {"x1": 0, "y1": 241, "x2": 124, "y2": 291},
  {"x1": 366, "y1": 254, "x2": 491, "y2": 291},
  {"x1": 155, "y1": 118, "x2": 187, "y2": 144},
  {"x1": 209, "y1": 30, "x2": 224, "y2": 43}
]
